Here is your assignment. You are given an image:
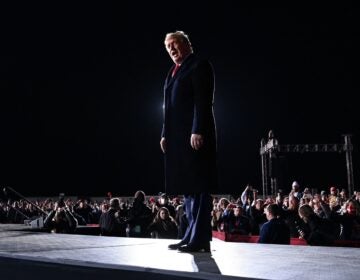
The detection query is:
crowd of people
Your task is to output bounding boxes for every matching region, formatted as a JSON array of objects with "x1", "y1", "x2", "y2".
[
  {"x1": 1, "y1": 182, "x2": 360, "y2": 246},
  {"x1": 211, "y1": 182, "x2": 360, "y2": 245}
]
